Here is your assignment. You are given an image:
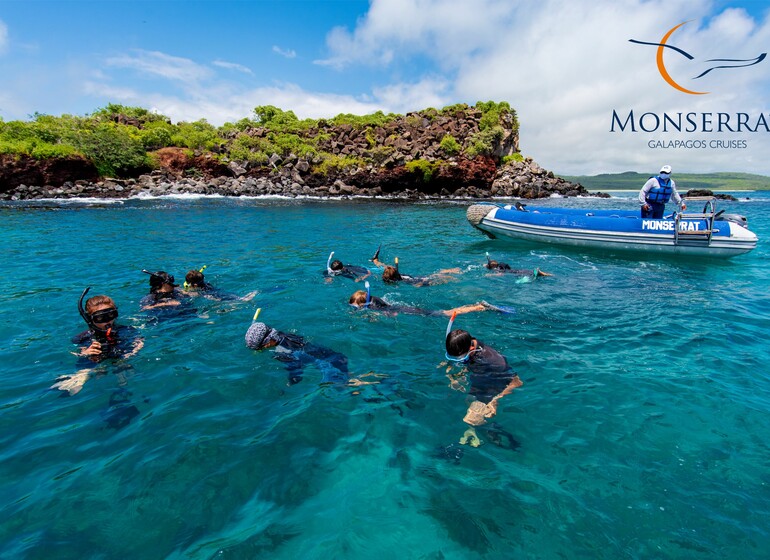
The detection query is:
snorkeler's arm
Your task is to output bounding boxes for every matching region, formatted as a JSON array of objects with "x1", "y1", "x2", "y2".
[
  {"x1": 483, "y1": 375, "x2": 523, "y2": 417},
  {"x1": 125, "y1": 336, "x2": 144, "y2": 358}
]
